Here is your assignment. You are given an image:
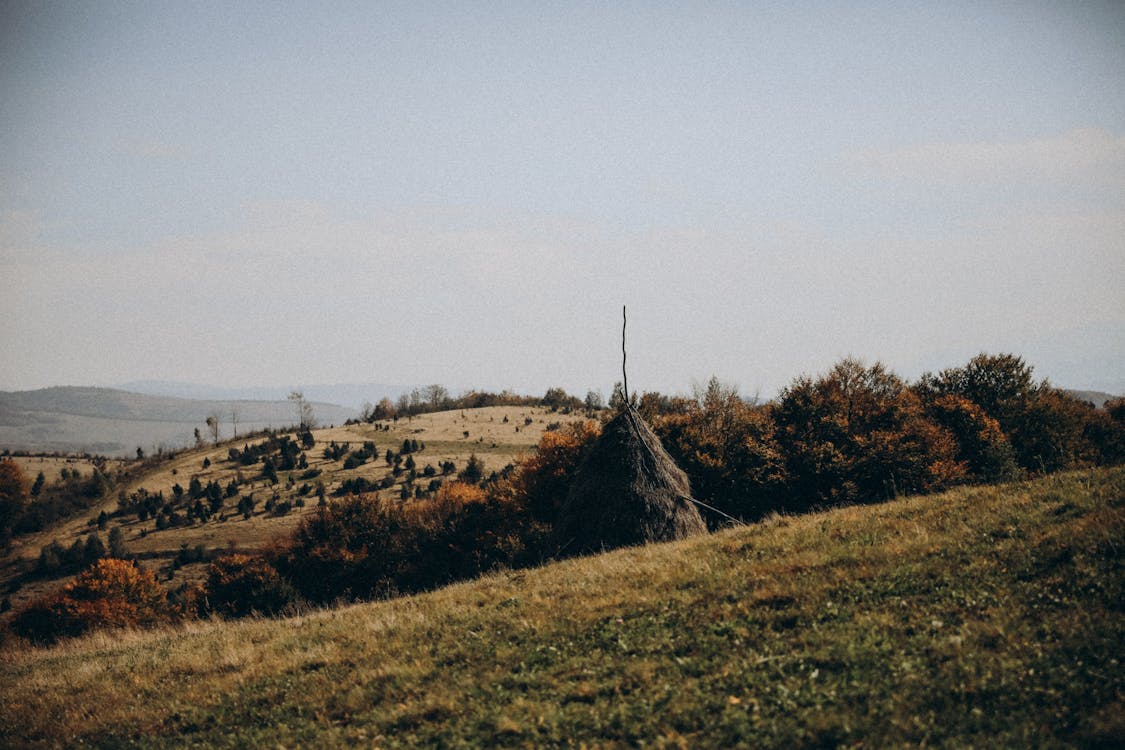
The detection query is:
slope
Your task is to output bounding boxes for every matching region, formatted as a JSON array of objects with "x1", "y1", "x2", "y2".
[{"x1": 2, "y1": 467, "x2": 1121, "y2": 748}]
